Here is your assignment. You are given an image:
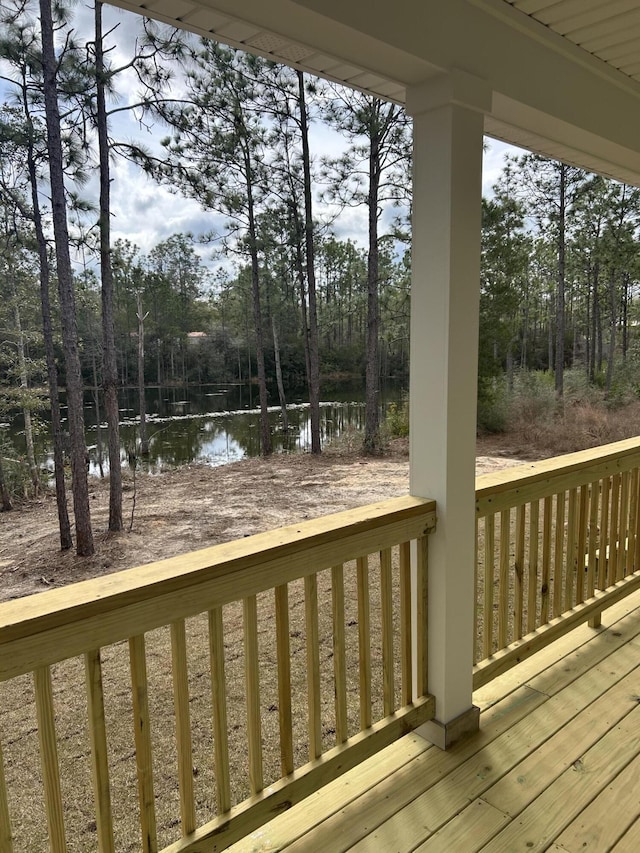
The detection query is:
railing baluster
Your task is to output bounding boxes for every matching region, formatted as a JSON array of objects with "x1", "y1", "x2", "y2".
[
  {"x1": 170, "y1": 620, "x2": 195, "y2": 835},
  {"x1": 619, "y1": 470, "x2": 631, "y2": 580},
  {"x1": 415, "y1": 535, "x2": 429, "y2": 699},
  {"x1": 565, "y1": 488, "x2": 578, "y2": 611},
  {"x1": 541, "y1": 496, "x2": 552, "y2": 625},
  {"x1": 586, "y1": 479, "x2": 602, "y2": 629},
  {"x1": 400, "y1": 541, "x2": 413, "y2": 705},
  {"x1": 600, "y1": 476, "x2": 611, "y2": 590},
  {"x1": 587, "y1": 480, "x2": 599, "y2": 596},
  {"x1": 304, "y1": 575, "x2": 322, "y2": 760},
  {"x1": 208, "y1": 607, "x2": 230, "y2": 813},
  {"x1": 473, "y1": 518, "x2": 479, "y2": 664},
  {"x1": 474, "y1": 446, "x2": 640, "y2": 686},
  {"x1": 634, "y1": 469, "x2": 640, "y2": 573},
  {"x1": 576, "y1": 485, "x2": 588, "y2": 604},
  {"x1": 498, "y1": 509, "x2": 510, "y2": 648},
  {"x1": 483, "y1": 514, "x2": 495, "y2": 659},
  {"x1": 1, "y1": 495, "x2": 436, "y2": 853},
  {"x1": 244, "y1": 595, "x2": 263, "y2": 794},
  {"x1": 331, "y1": 565, "x2": 348, "y2": 744},
  {"x1": 85, "y1": 650, "x2": 115, "y2": 853},
  {"x1": 128, "y1": 635, "x2": 157, "y2": 853},
  {"x1": 527, "y1": 500, "x2": 539, "y2": 633},
  {"x1": 0, "y1": 732, "x2": 12, "y2": 853},
  {"x1": 553, "y1": 492, "x2": 565, "y2": 617},
  {"x1": 627, "y1": 469, "x2": 638, "y2": 575},
  {"x1": 514, "y1": 505, "x2": 525, "y2": 641},
  {"x1": 34, "y1": 666, "x2": 66, "y2": 853},
  {"x1": 609, "y1": 473, "x2": 621, "y2": 585},
  {"x1": 356, "y1": 556, "x2": 372, "y2": 729},
  {"x1": 274, "y1": 585, "x2": 293, "y2": 776},
  {"x1": 380, "y1": 548, "x2": 394, "y2": 717}
]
